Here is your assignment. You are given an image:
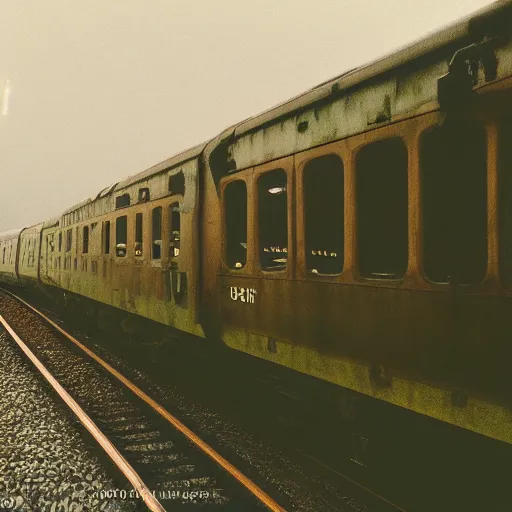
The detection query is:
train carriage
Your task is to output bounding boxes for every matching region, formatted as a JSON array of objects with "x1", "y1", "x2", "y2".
[
  {"x1": 200, "y1": 0, "x2": 512, "y2": 449},
  {"x1": 1, "y1": 2, "x2": 512, "y2": 509}
]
